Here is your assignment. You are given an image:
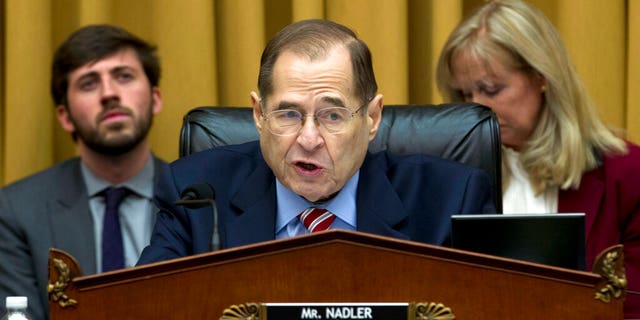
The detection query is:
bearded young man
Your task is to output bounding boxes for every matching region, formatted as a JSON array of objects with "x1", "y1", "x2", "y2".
[{"x1": 0, "y1": 24, "x2": 167, "y2": 320}]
